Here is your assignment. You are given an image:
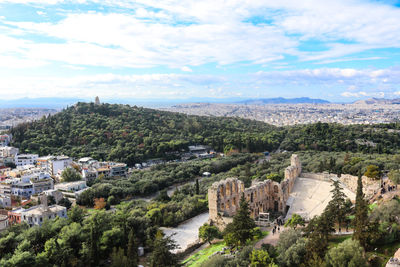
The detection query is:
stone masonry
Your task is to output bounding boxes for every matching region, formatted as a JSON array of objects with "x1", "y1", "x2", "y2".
[{"x1": 208, "y1": 154, "x2": 301, "y2": 227}]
